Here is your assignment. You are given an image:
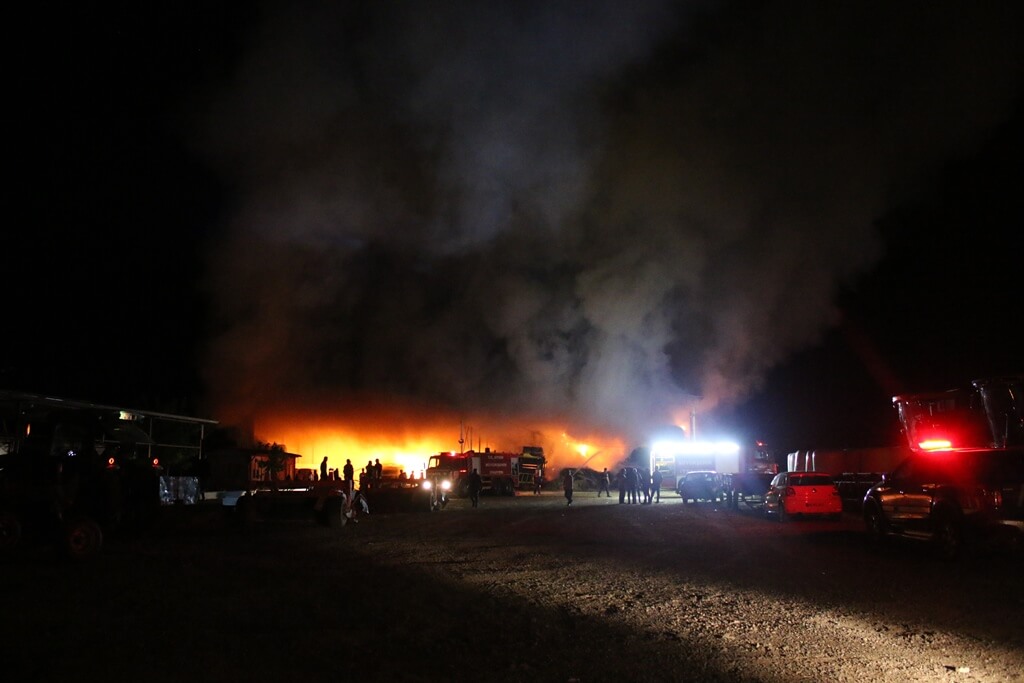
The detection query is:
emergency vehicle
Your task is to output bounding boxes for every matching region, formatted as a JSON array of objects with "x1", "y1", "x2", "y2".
[
  {"x1": 425, "y1": 446, "x2": 545, "y2": 498},
  {"x1": 649, "y1": 438, "x2": 777, "y2": 507}
]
